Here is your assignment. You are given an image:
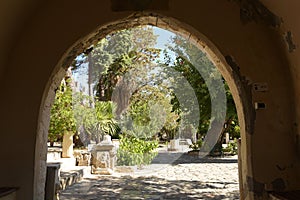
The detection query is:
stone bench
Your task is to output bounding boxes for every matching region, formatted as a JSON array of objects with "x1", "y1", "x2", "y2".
[
  {"x1": 0, "y1": 188, "x2": 17, "y2": 200},
  {"x1": 59, "y1": 169, "x2": 84, "y2": 190},
  {"x1": 269, "y1": 190, "x2": 300, "y2": 200}
]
